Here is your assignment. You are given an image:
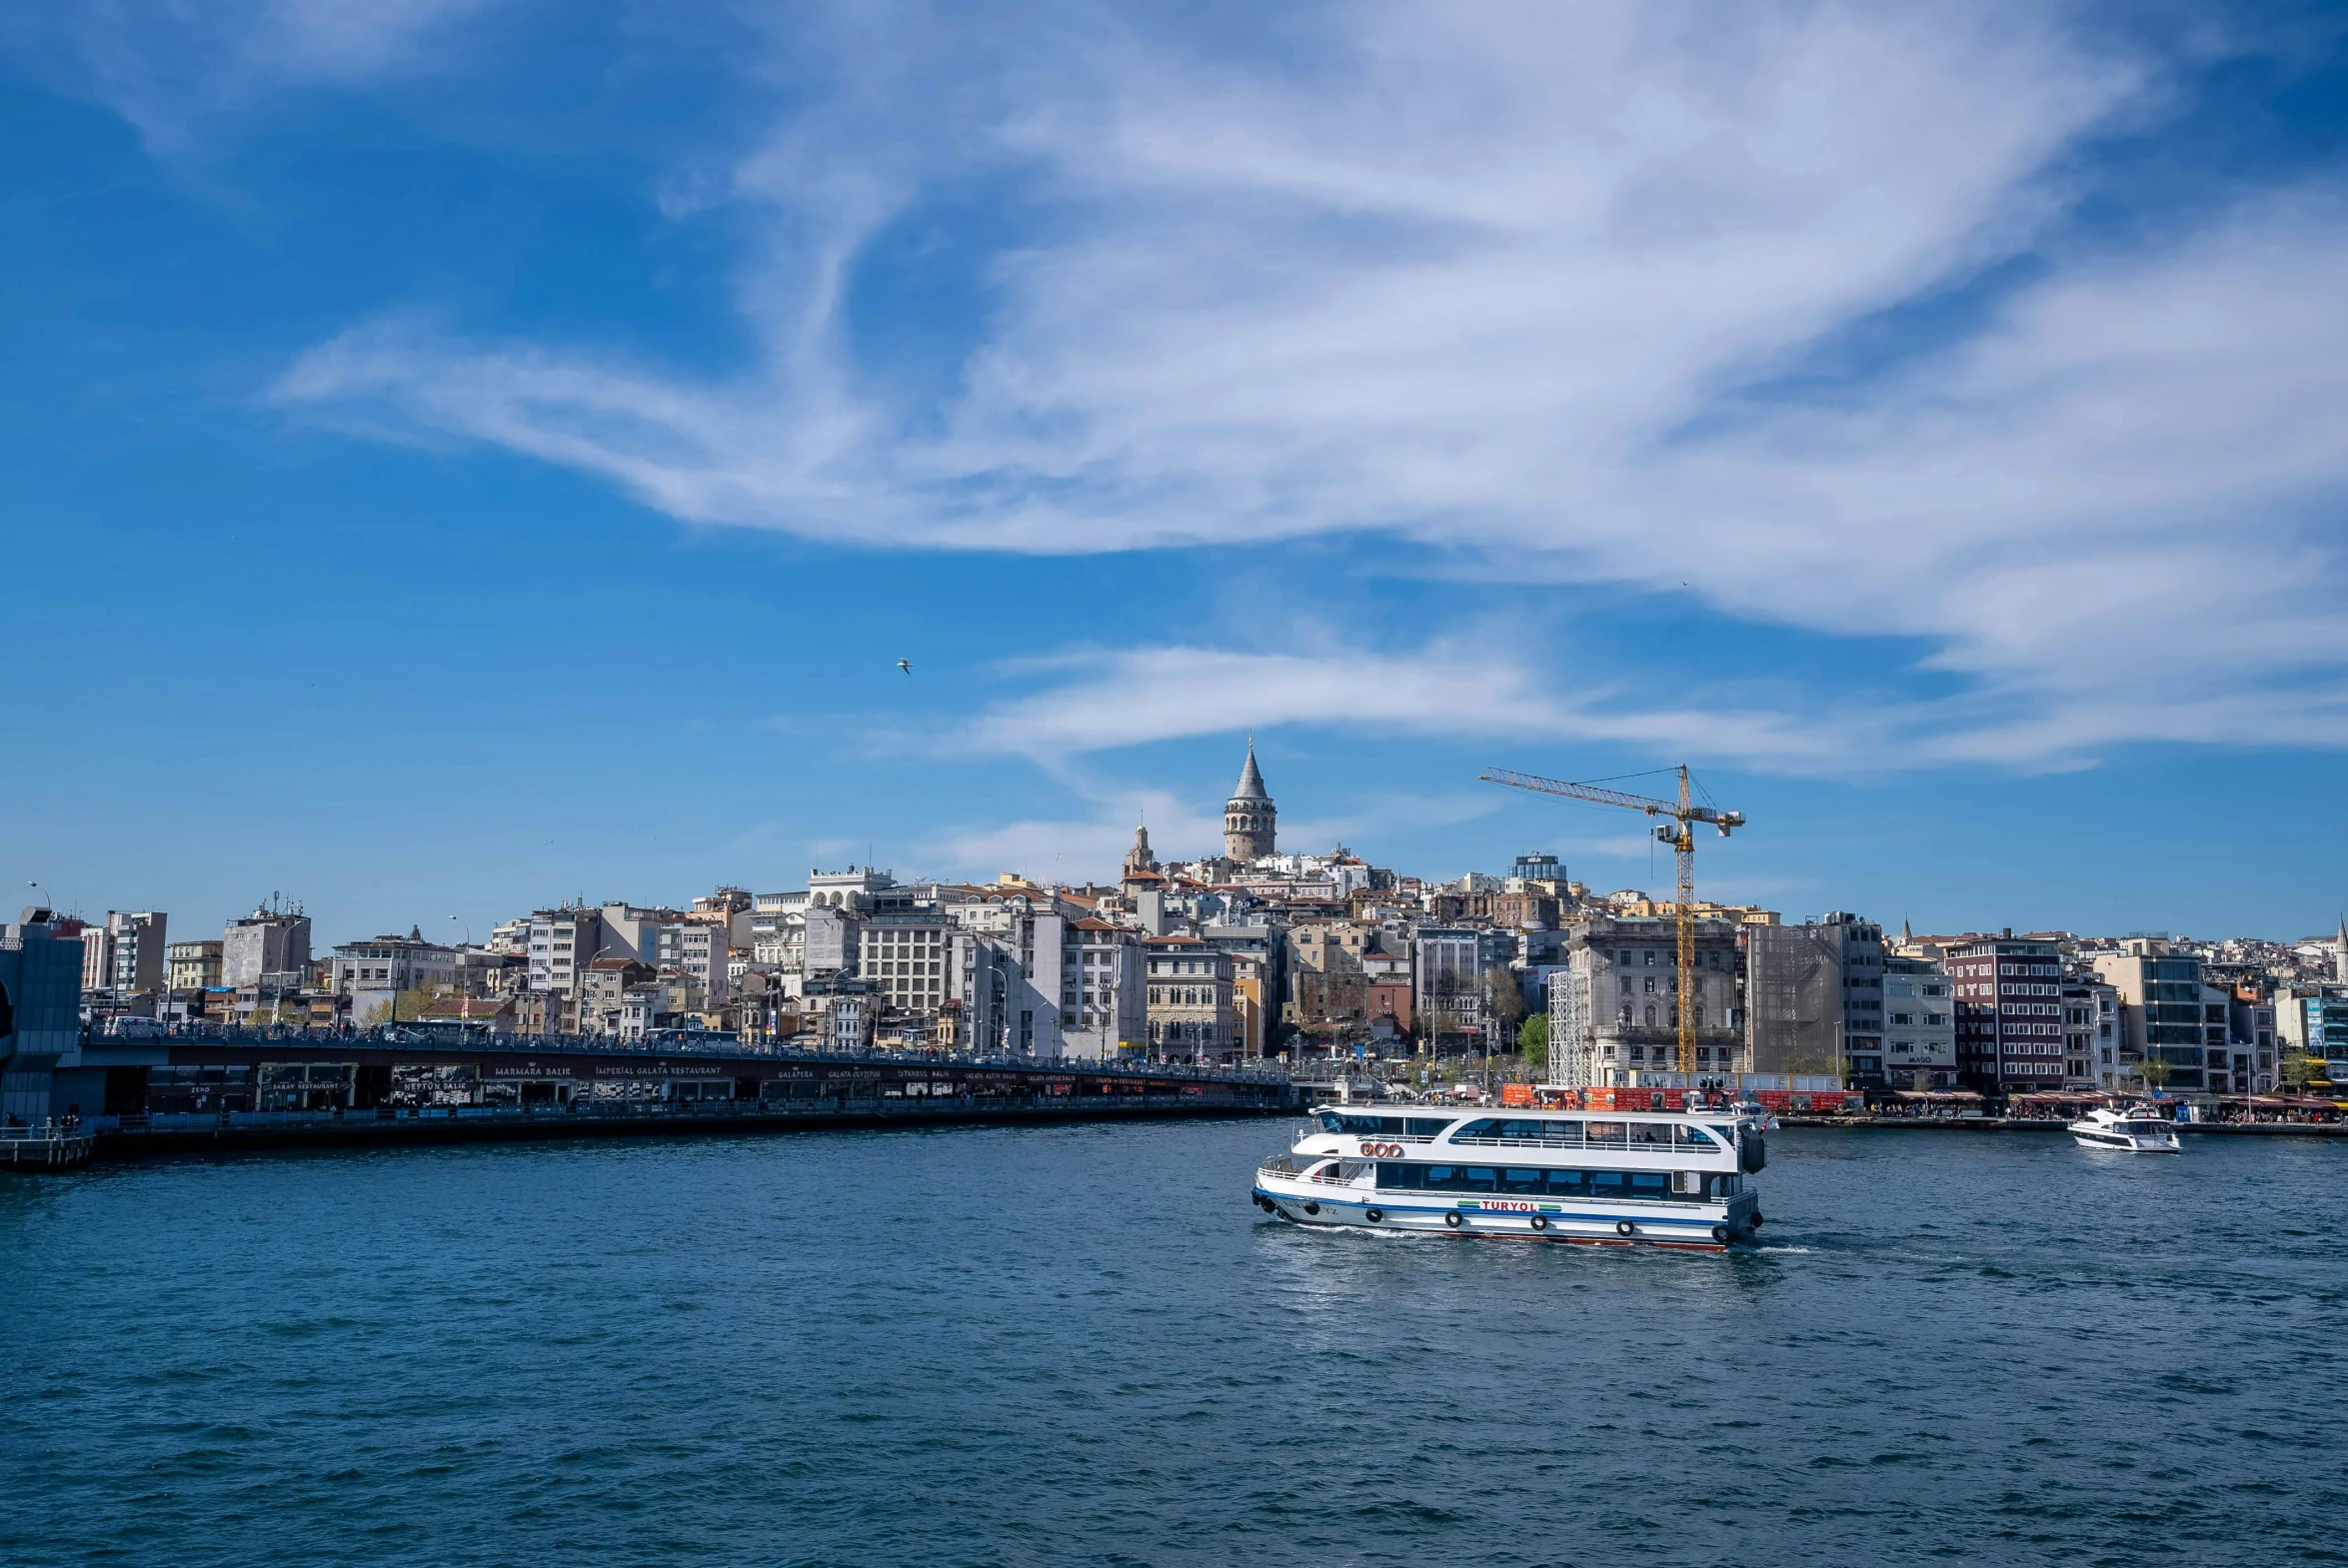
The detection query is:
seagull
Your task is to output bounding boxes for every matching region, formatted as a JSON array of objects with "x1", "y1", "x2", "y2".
[{"x1": 897, "y1": 659, "x2": 913, "y2": 675}]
